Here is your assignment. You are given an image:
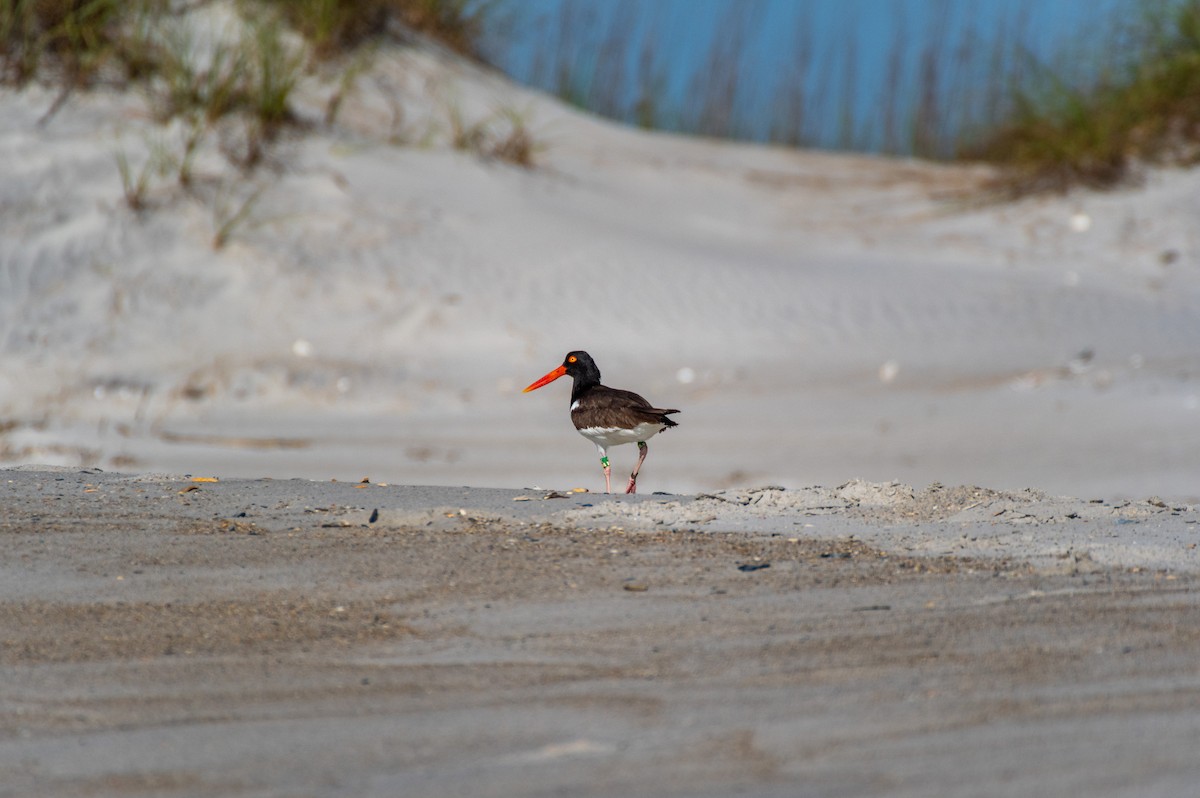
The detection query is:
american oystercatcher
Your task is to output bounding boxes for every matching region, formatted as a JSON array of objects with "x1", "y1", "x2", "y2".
[{"x1": 523, "y1": 351, "x2": 680, "y2": 494}]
